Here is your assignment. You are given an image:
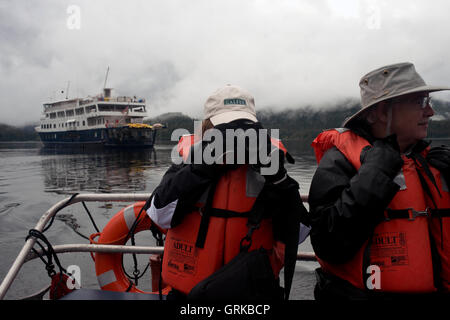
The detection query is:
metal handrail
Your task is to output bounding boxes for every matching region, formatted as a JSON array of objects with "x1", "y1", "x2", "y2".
[
  {"x1": 23, "y1": 244, "x2": 316, "y2": 263},
  {"x1": 0, "y1": 193, "x2": 312, "y2": 299}
]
